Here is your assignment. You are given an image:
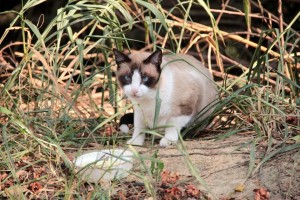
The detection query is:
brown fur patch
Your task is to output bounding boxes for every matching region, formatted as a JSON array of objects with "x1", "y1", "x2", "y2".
[
  {"x1": 116, "y1": 63, "x2": 131, "y2": 75},
  {"x1": 140, "y1": 63, "x2": 159, "y2": 77},
  {"x1": 179, "y1": 104, "x2": 193, "y2": 115}
]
